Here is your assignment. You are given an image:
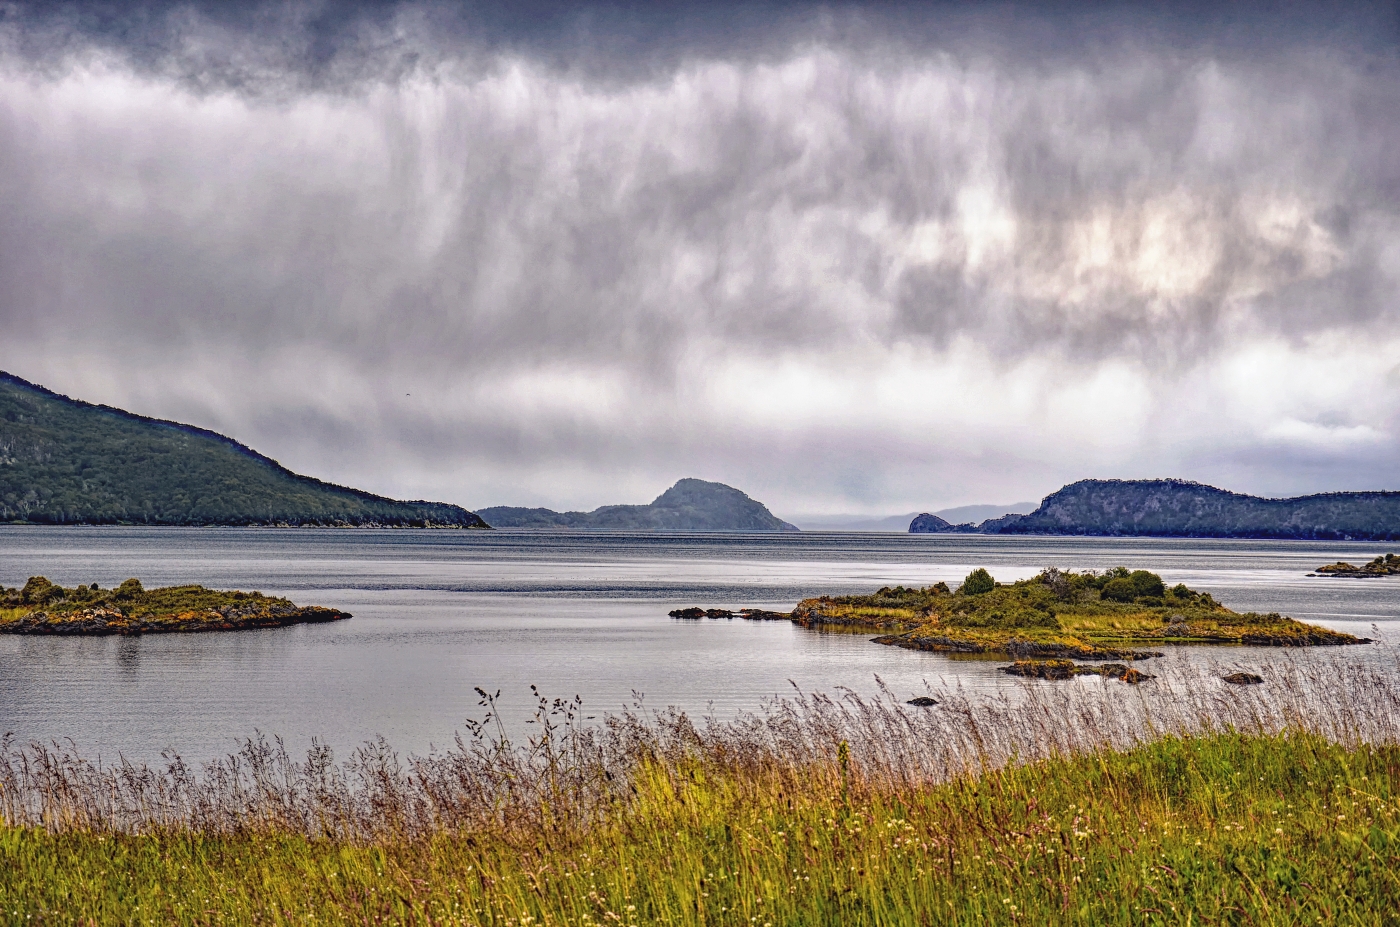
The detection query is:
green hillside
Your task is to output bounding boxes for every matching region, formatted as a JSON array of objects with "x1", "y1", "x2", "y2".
[
  {"x1": 995, "y1": 479, "x2": 1400, "y2": 540},
  {"x1": 0, "y1": 372, "x2": 487, "y2": 527}
]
